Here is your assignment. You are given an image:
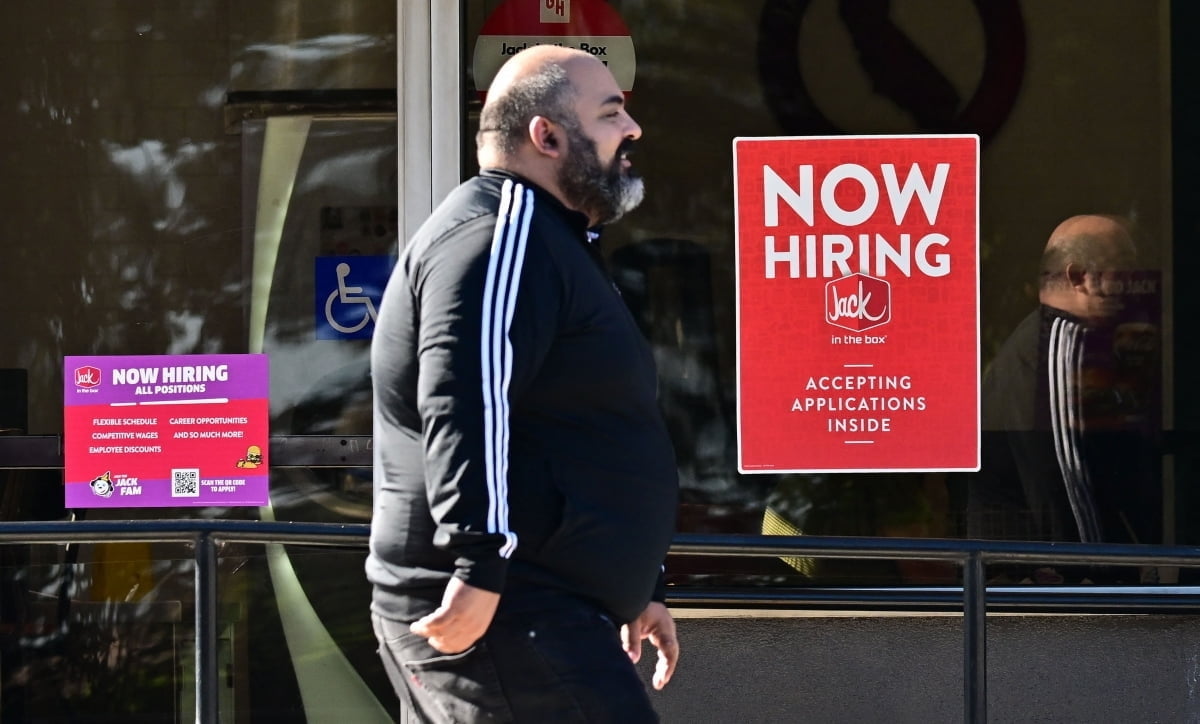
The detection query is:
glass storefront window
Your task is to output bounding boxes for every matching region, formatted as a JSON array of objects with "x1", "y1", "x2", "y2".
[
  {"x1": 0, "y1": 3, "x2": 397, "y2": 519},
  {"x1": 0, "y1": 542, "x2": 390, "y2": 721},
  {"x1": 0, "y1": 2, "x2": 397, "y2": 719},
  {"x1": 0, "y1": 542, "x2": 193, "y2": 721},
  {"x1": 460, "y1": 1, "x2": 1178, "y2": 585},
  {"x1": 0, "y1": 0, "x2": 1195, "y2": 718}
]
